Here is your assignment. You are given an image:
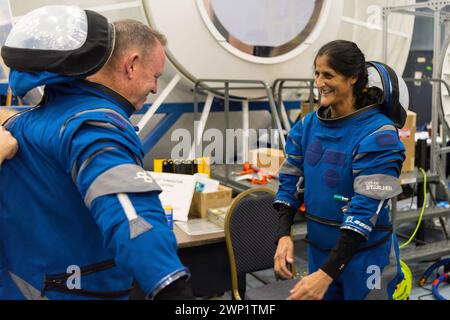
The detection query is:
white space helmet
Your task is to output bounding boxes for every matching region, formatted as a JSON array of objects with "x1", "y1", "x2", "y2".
[{"x1": 1, "y1": 5, "x2": 114, "y2": 77}]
